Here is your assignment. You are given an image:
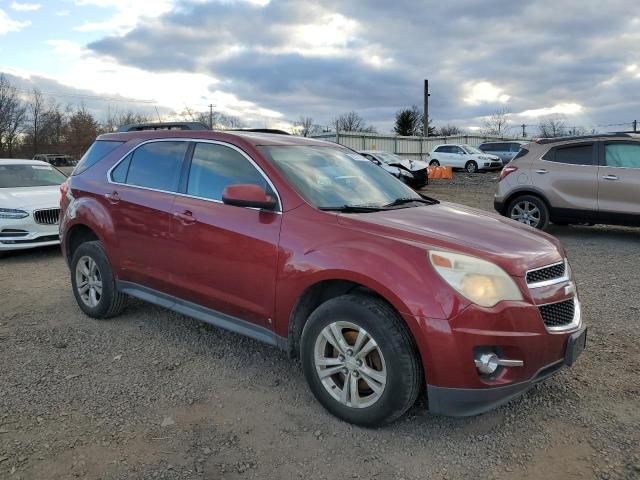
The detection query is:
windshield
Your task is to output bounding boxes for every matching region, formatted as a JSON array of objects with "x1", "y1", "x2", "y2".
[
  {"x1": 462, "y1": 145, "x2": 483, "y2": 154},
  {"x1": 0, "y1": 164, "x2": 67, "y2": 188},
  {"x1": 261, "y1": 146, "x2": 421, "y2": 209},
  {"x1": 374, "y1": 152, "x2": 405, "y2": 164}
]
